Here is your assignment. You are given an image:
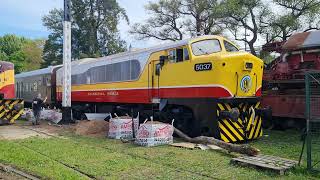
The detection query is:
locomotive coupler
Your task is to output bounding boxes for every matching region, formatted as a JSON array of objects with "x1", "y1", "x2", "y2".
[{"x1": 219, "y1": 108, "x2": 240, "y2": 122}]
